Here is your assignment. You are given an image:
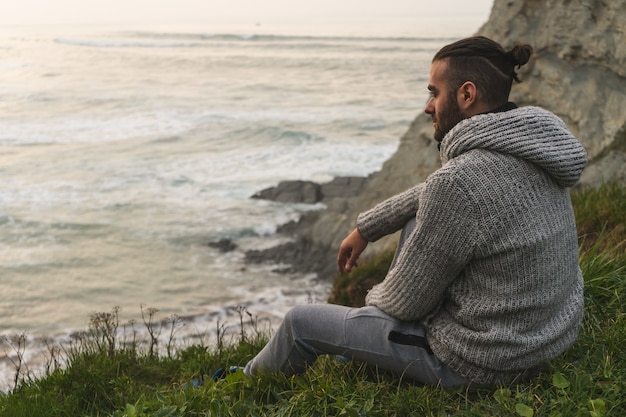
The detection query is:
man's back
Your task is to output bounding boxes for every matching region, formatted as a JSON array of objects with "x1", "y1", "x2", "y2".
[
  {"x1": 422, "y1": 106, "x2": 586, "y2": 383},
  {"x1": 426, "y1": 147, "x2": 583, "y2": 376}
]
